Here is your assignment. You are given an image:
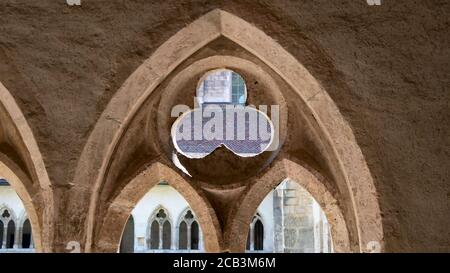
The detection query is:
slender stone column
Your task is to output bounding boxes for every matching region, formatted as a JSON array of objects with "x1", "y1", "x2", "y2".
[
  {"x1": 199, "y1": 227, "x2": 204, "y2": 251},
  {"x1": 187, "y1": 225, "x2": 192, "y2": 250},
  {"x1": 171, "y1": 226, "x2": 176, "y2": 250},
  {"x1": 158, "y1": 221, "x2": 165, "y2": 250},
  {"x1": 13, "y1": 225, "x2": 20, "y2": 248}
]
